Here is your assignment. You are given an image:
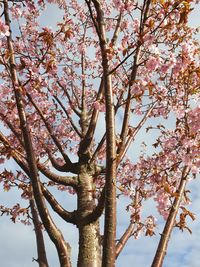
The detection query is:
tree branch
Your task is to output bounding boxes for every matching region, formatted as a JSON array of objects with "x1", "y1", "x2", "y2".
[
  {"x1": 37, "y1": 162, "x2": 78, "y2": 188},
  {"x1": 111, "y1": 13, "x2": 122, "y2": 46},
  {"x1": 30, "y1": 198, "x2": 49, "y2": 267},
  {"x1": 41, "y1": 184, "x2": 77, "y2": 224},
  {"x1": 79, "y1": 79, "x2": 104, "y2": 160},
  {"x1": 3, "y1": 2, "x2": 72, "y2": 265},
  {"x1": 117, "y1": 102, "x2": 156, "y2": 164},
  {"x1": 57, "y1": 80, "x2": 81, "y2": 117},
  {"x1": 52, "y1": 94, "x2": 82, "y2": 138},
  {"x1": 115, "y1": 222, "x2": 134, "y2": 259},
  {"x1": 83, "y1": 186, "x2": 105, "y2": 224},
  {"x1": 91, "y1": 1, "x2": 117, "y2": 266},
  {"x1": 26, "y1": 92, "x2": 75, "y2": 172},
  {"x1": 151, "y1": 166, "x2": 190, "y2": 267},
  {"x1": 0, "y1": 131, "x2": 29, "y2": 174}
]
